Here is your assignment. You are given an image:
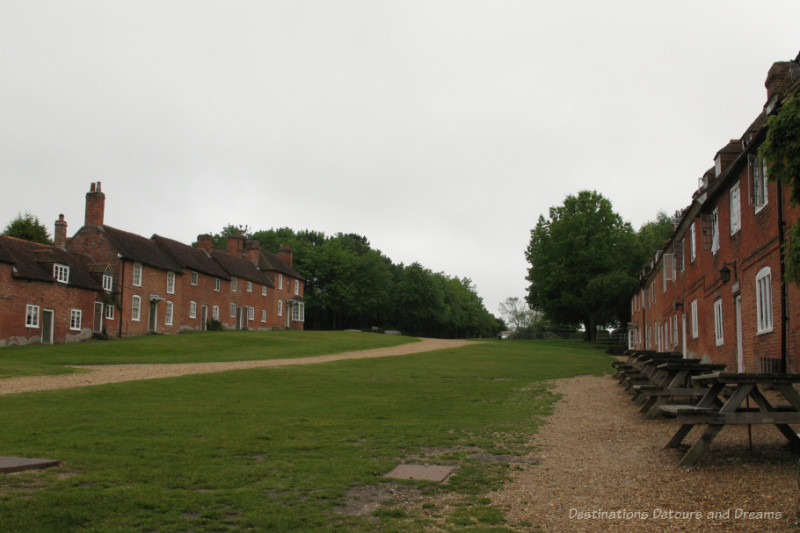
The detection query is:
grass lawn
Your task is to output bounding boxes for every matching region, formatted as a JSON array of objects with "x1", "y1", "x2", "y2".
[
  {"x1": 0, "y1": 330, "x2": 417, "y2": 379},
  {"x1": 0, "y1": 333, "x2": 613, "y2": 532}
]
